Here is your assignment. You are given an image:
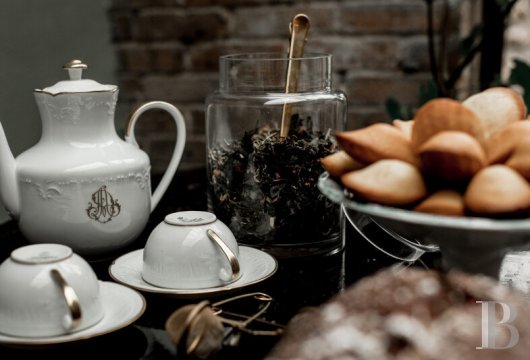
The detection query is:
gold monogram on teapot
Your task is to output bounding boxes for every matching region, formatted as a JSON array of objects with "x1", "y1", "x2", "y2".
[{"x1": 86, "y1": 185, "x2": 121, "y2": 224}]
